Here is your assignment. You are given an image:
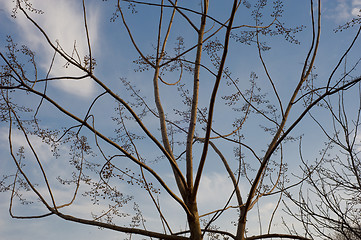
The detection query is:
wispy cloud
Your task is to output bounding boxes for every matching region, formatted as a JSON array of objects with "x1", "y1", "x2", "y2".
[
  {"x1": 3, "y1": 0, "x2": 100, "y2": 98},
  {"x1": 353, "y1": 0, "x2": 361, "y2": 6},
  {"x1": 197, "y1": 172, "x2": 240, "y2": 215},
  {"x1": 0, "y1": 127, "x2": 54, "y2": 161},
  {"x1": 352, "y1": 0, "x2": 361, "y2": 17},
  {"x1": 323, "y1": 0, "x2": 361, "y2": 23},
  {"x1": 335, "y1": 0, "x2": 353, "y2": 21}
]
